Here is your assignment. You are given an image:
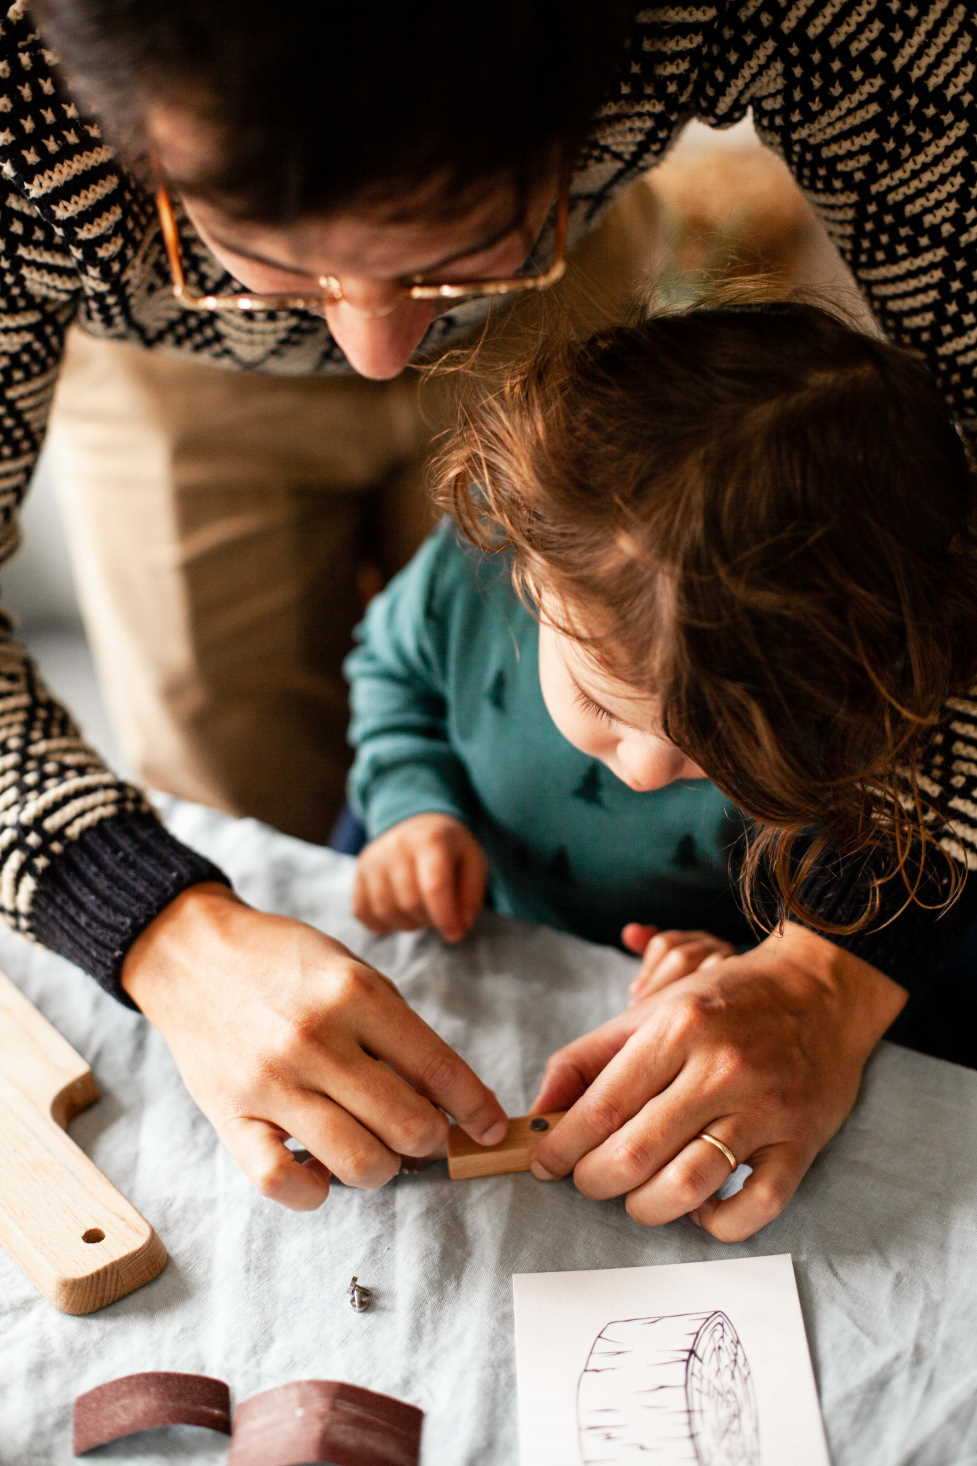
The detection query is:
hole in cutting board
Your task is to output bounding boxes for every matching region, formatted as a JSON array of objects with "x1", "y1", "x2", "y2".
[{"x1": 82, "y1": 1228, "x2": 105, "y2": 1244}]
